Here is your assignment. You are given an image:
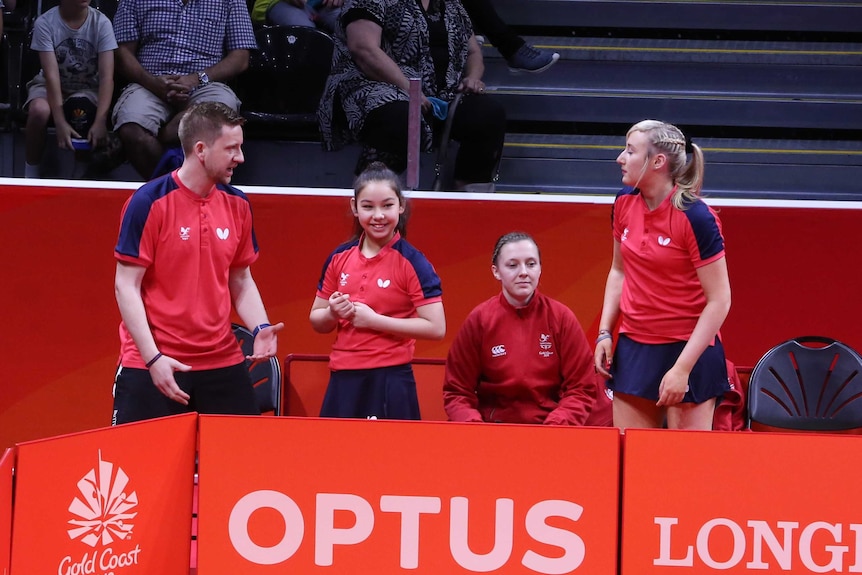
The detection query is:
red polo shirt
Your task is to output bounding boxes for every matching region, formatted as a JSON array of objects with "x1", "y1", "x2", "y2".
[
  {"x1": 316, "y1": 232, "x2": 443, "y2": 370},
  {"x1": 114, "y1": 170, "x2": 258, "y2": 369},
  {"x1": 612, "y1": 187, "x2": 725, "y2": 344}
]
